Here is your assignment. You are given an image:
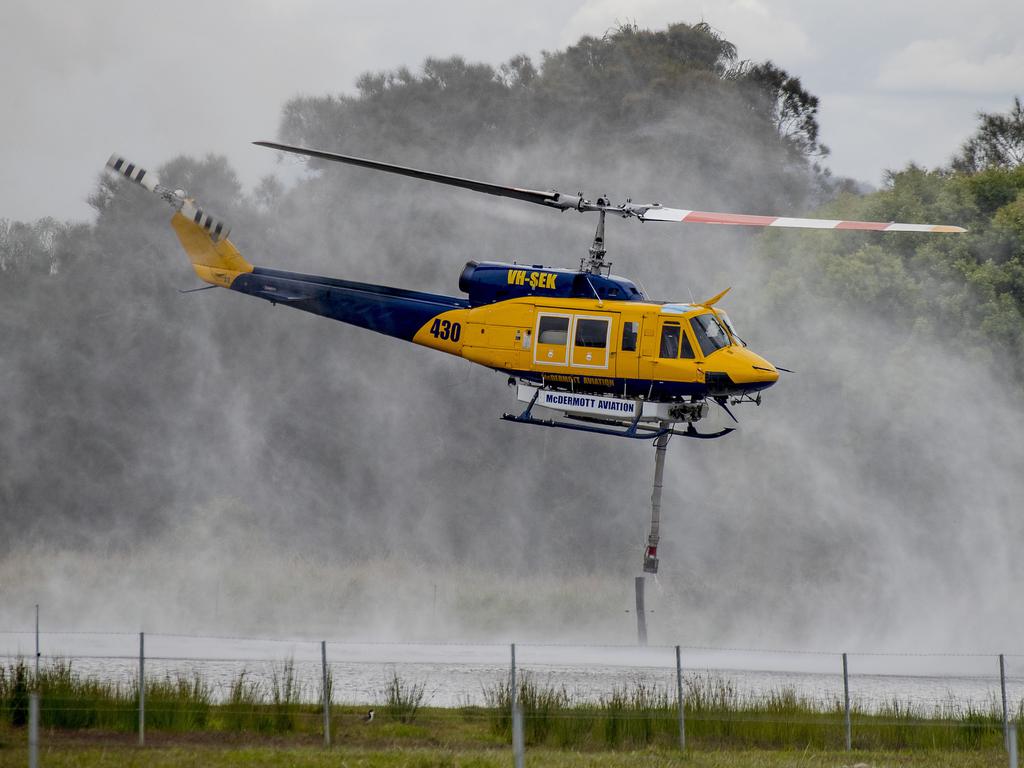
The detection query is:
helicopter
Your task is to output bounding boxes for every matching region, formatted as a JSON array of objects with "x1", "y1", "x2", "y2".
[
  {"x1": 105, "y1": 145, "x2": 964, "y2": 442},
  {"x1": 105, "y1": 145, "x2": 964, "y2": 573}
]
